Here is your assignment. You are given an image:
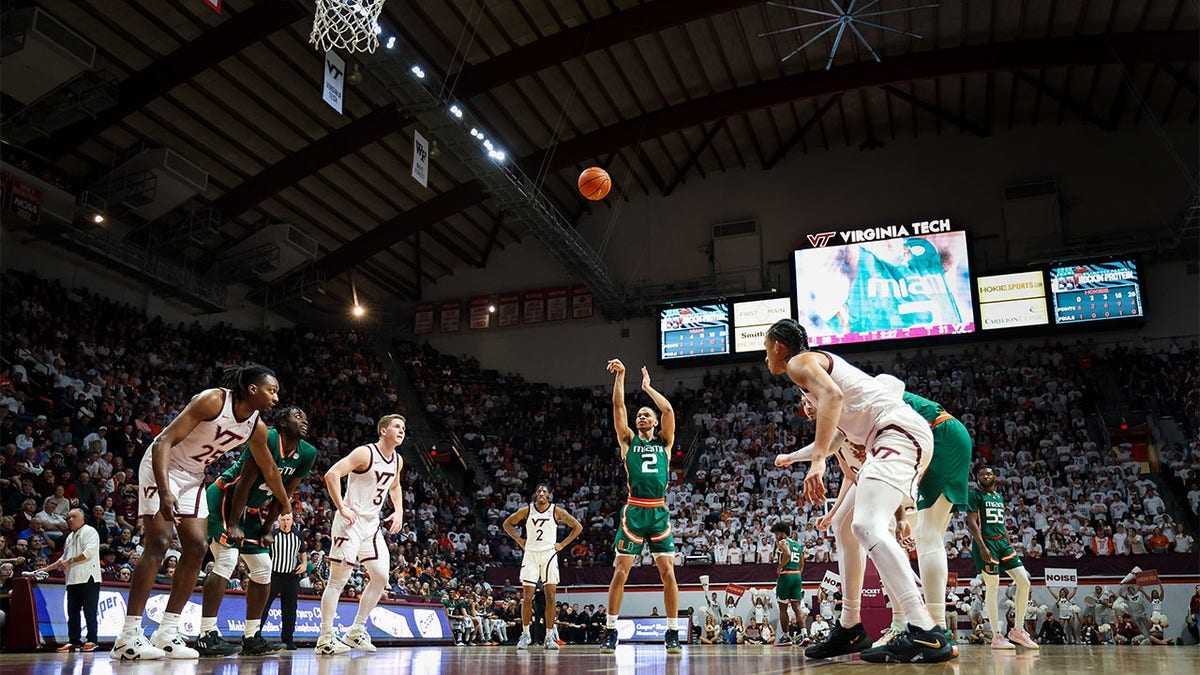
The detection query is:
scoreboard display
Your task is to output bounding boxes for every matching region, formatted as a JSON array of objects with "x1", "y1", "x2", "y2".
[
  {"x1": 659, "y1": 304, "x2": 730, "y2": 361},
  {"x1": 1049, "y1": 260, "x2": 1144, "y2": 324}
]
